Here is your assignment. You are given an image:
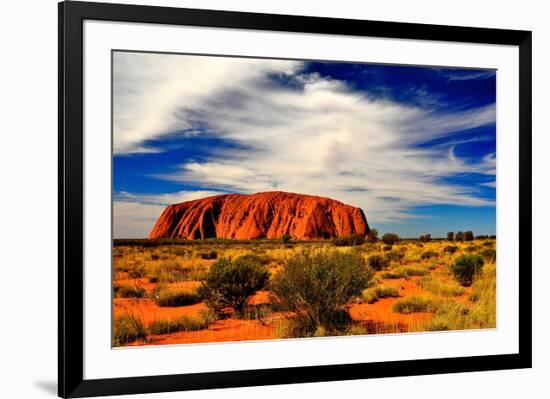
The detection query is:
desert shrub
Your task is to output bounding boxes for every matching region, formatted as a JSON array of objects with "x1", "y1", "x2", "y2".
[
  {"x1": 455, "y1": 231, "x2": 464, "y2": 241},
  {"x1": 416, "y1": 243, "x2": 424, "y2": 248},
  {"x1": 382, "y1": 245, "x2": 393, "y2": 251},
  {"x1": 489, "y1": 235, "x2": 496, "y2": 239},
  {"x1": 367, "y1": 254, "x2": 389, "y2": 271},
  {"x1": 152, "y1": 261, "x2": 191, "y2": 282},
  {"x1": 443, "y1": 245, "x2": 458, "y2": 254},
  {"x1": 465, "y1": 245, "x2": 480, "y2": 253},
  {"x1": 148, "y1": 312, "x2": 215, "y2": 335},
  {"x1": 128, "y1": 264, "x2": 146, "y2": 278},
  {"x1": 281, "y1": 234, "x2": 291, "y2": 244},
  {"x1": 476, "y1": 235, "x2": 489, "y2": 240},
  {"x1": 381, "y1": 233, "x2": 400, "y2": 245},
  {"x1": 362, "y1": 289, "x2": 380, "y2": 304},
  {"x1": 151, "y1": 253, "x2": 160, "y2": 261},
  {"x1": 481, "y1": 248, "x2": 496, "y2": 263},
  {"x1": 153, "y1": 286, "x2": 201, "y2": 307},
  {"x1": 384, "y1": 250, "x2": 405, "y2": 262},
  {"x1": 366, "y1": 228, "x2": 379, "y2": 243},
  {"x1": 271, "y1": 249, "x2": 373, "y2": 334},
  {"x1": 374, "y1": 285, "x2": 400, "y2": 298},
  {"x1": 463, "y1": 231, "x2": 474, "y2": 241},
  {"x1": 419, "y1": 234, "x2": 431, "y2": 242},
  {"x1": 148, "y1": 276, "x2": 159, "y2": 283},
  {"x1": 451, "y1": 254, "x2": 484, "y2": 286},
  {"x1": 447, "y1": 231, "x2": 455, "y2": 241},
  {"x1": 113, "y1": 314, "x2": 147, "y2": 346},
  {"x1": 392, "y1": 296, "x2": 432, "y2": 314},
  {"x1": 334, "y1": 234, "x2": 365, "y2": 247},
  {"x1": 417, "y1": 276, "x2": 465, "y2": 297},
  {"x1": 113, "y1": 283, "x2": 145, "y2": 298},
  {"x1": 199, "y1": 250, "x2": 218, "y2": 260},
  {"x1": 420, "y1": 250, "x2": 438, "y2": 260},
  {"x1": 198, "y1": 255, "x2": 269, "y2": 315},
  {"x1": 482, "y1": 240, "x2": 494, "y2": 247}
]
